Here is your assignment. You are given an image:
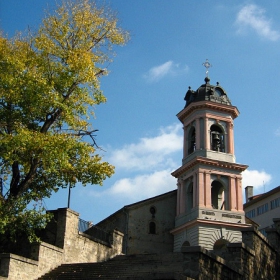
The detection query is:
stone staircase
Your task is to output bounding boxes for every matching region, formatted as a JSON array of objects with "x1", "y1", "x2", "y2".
[{"x1": 37, "y1": 253, "x2": 189, "y2": 280}]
